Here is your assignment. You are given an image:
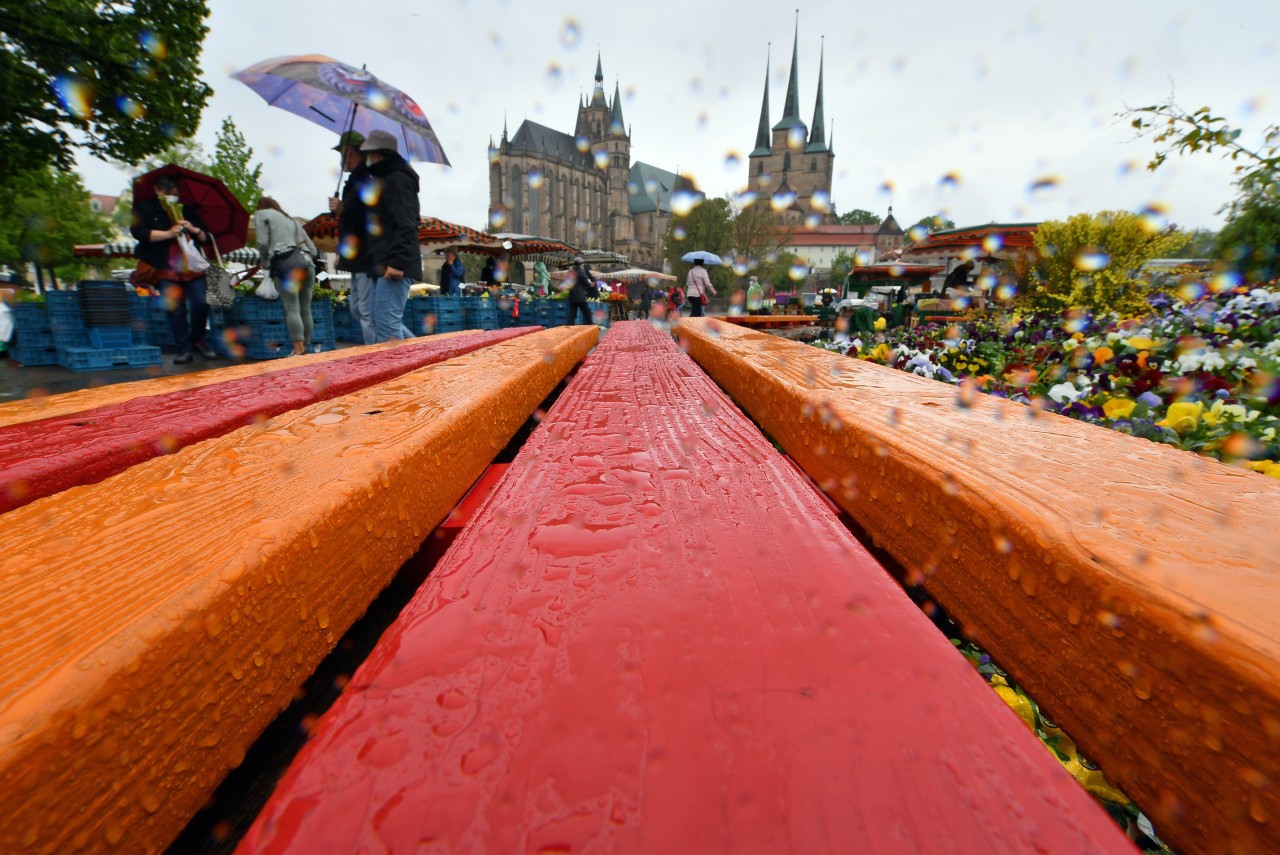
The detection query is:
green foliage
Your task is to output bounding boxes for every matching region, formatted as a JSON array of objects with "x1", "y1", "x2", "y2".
[
  {"x1": 729, "y1": 199, "x2": 786, "y2": 276},
  {"x1": 1025, "y1": 211, "x2": 1189, "y2": 314},
  {"x1": 1217, "y1": 188, "x2": 1280, "y2": 280},
  {"x1": 662, "y1": 195, "x2": 733, "y2": 291},
  {"x1": 829, "y1": 251, "x2": 855, "y2": 291},
  {"x1": 911, "y1": 214, "x2": 956, "y2": 240},
  {"x1": 836, "y1": 208, "x2": 880, "y2": 225},
  {"x1": 1126, "y1": 99, "x2": 1279, "y2": 196},
  {"x1": 0, "y1": 165, "x2": 110, "y2": 279},
  {"x1": 0, "y1": 0, "x2": 213, "y2": 184},
  {"x1": 207, "y1": 118, "x2": 264, "y2": 211},
  {"x1": 1182, "y1": 227, "x2": 1218, "y2": 258},
  {"x1": 762, "y1": 251, "x2": 800, "y2": 290}
]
